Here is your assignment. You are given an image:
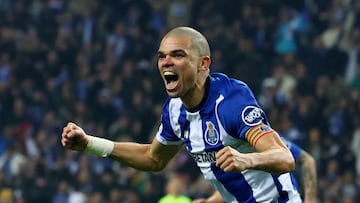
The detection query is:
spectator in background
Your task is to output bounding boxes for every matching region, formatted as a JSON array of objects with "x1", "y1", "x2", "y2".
[
  {"x1": 166, "y1": 0, "x2": 193, "y2": 28},
  {"x1": 351, "y1": 126, "x2": 360, "y2": 182},
  {"x1": 0, "y1": 144, "x2": 26, "y2": 180},
  {"x1": 0, "y1": 188, "x2": 14, "y2": 203},
  {"x1": 158, "y1": 175, "x2": 192, "y2": 203}
]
